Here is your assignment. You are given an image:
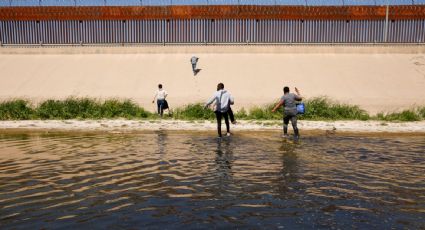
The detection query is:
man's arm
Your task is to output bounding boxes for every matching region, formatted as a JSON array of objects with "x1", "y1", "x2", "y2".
[
  {"x1": 164, "y1": 91, "x2": 168, "y2": 99},
  {"x1": 294, "y1": 87, "x2": 303, "y2": 101},
  {"x1": 152, "y1": 92, "x2": 157, "y2": 103},
  {"x1": 205, "y1": 93, "x2": 217, "y2": 109},
  {"x1": 272, "y1": 99, "x2": 284, "y2": 112},
  {"x1": 229, "y1": 94, "x2": 234, "y2": 105}
]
